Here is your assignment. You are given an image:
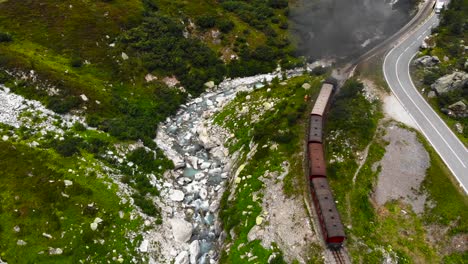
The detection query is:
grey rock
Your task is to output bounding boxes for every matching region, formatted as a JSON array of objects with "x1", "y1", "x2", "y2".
[
  {"x1": 49, "y1": 248, "x2": 63, "y2": 255},
  {"x1": 139, "y1": 239, "x2": 149, "y2": 252},
  {"x1": 17, "y1": 240, "x2": 27, "y2": 246},
  {"x1": 455, "y1": 123, "x2": 464, "y2": 134},
  {"x1": 175, "y1": 251, "x2": 189, "y2": 264},
  {"x1": 448, "y1": 101, "x2": 467, "y2": 112},
  {"x1": 204, "y1": 81, "x2": 215, "y2": 89},
  {"x1": 171, "y1": 218, "x2": 193, "y2": 243},
  {"x1": 414, "y1": 55, "x2": 440, "y2": 67},
  {"x1": 189, "y1": 240, "x2": 200, "y2": 264},
  {"x1": 431, "y1": 71, "x2": 468, "y2": 94},
  {"x1": 170, "y1": 190, "x2": 185, "y2": 202},
  {"x1": 427, "y1": 91, "x2": 437, "y2": 98}
]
